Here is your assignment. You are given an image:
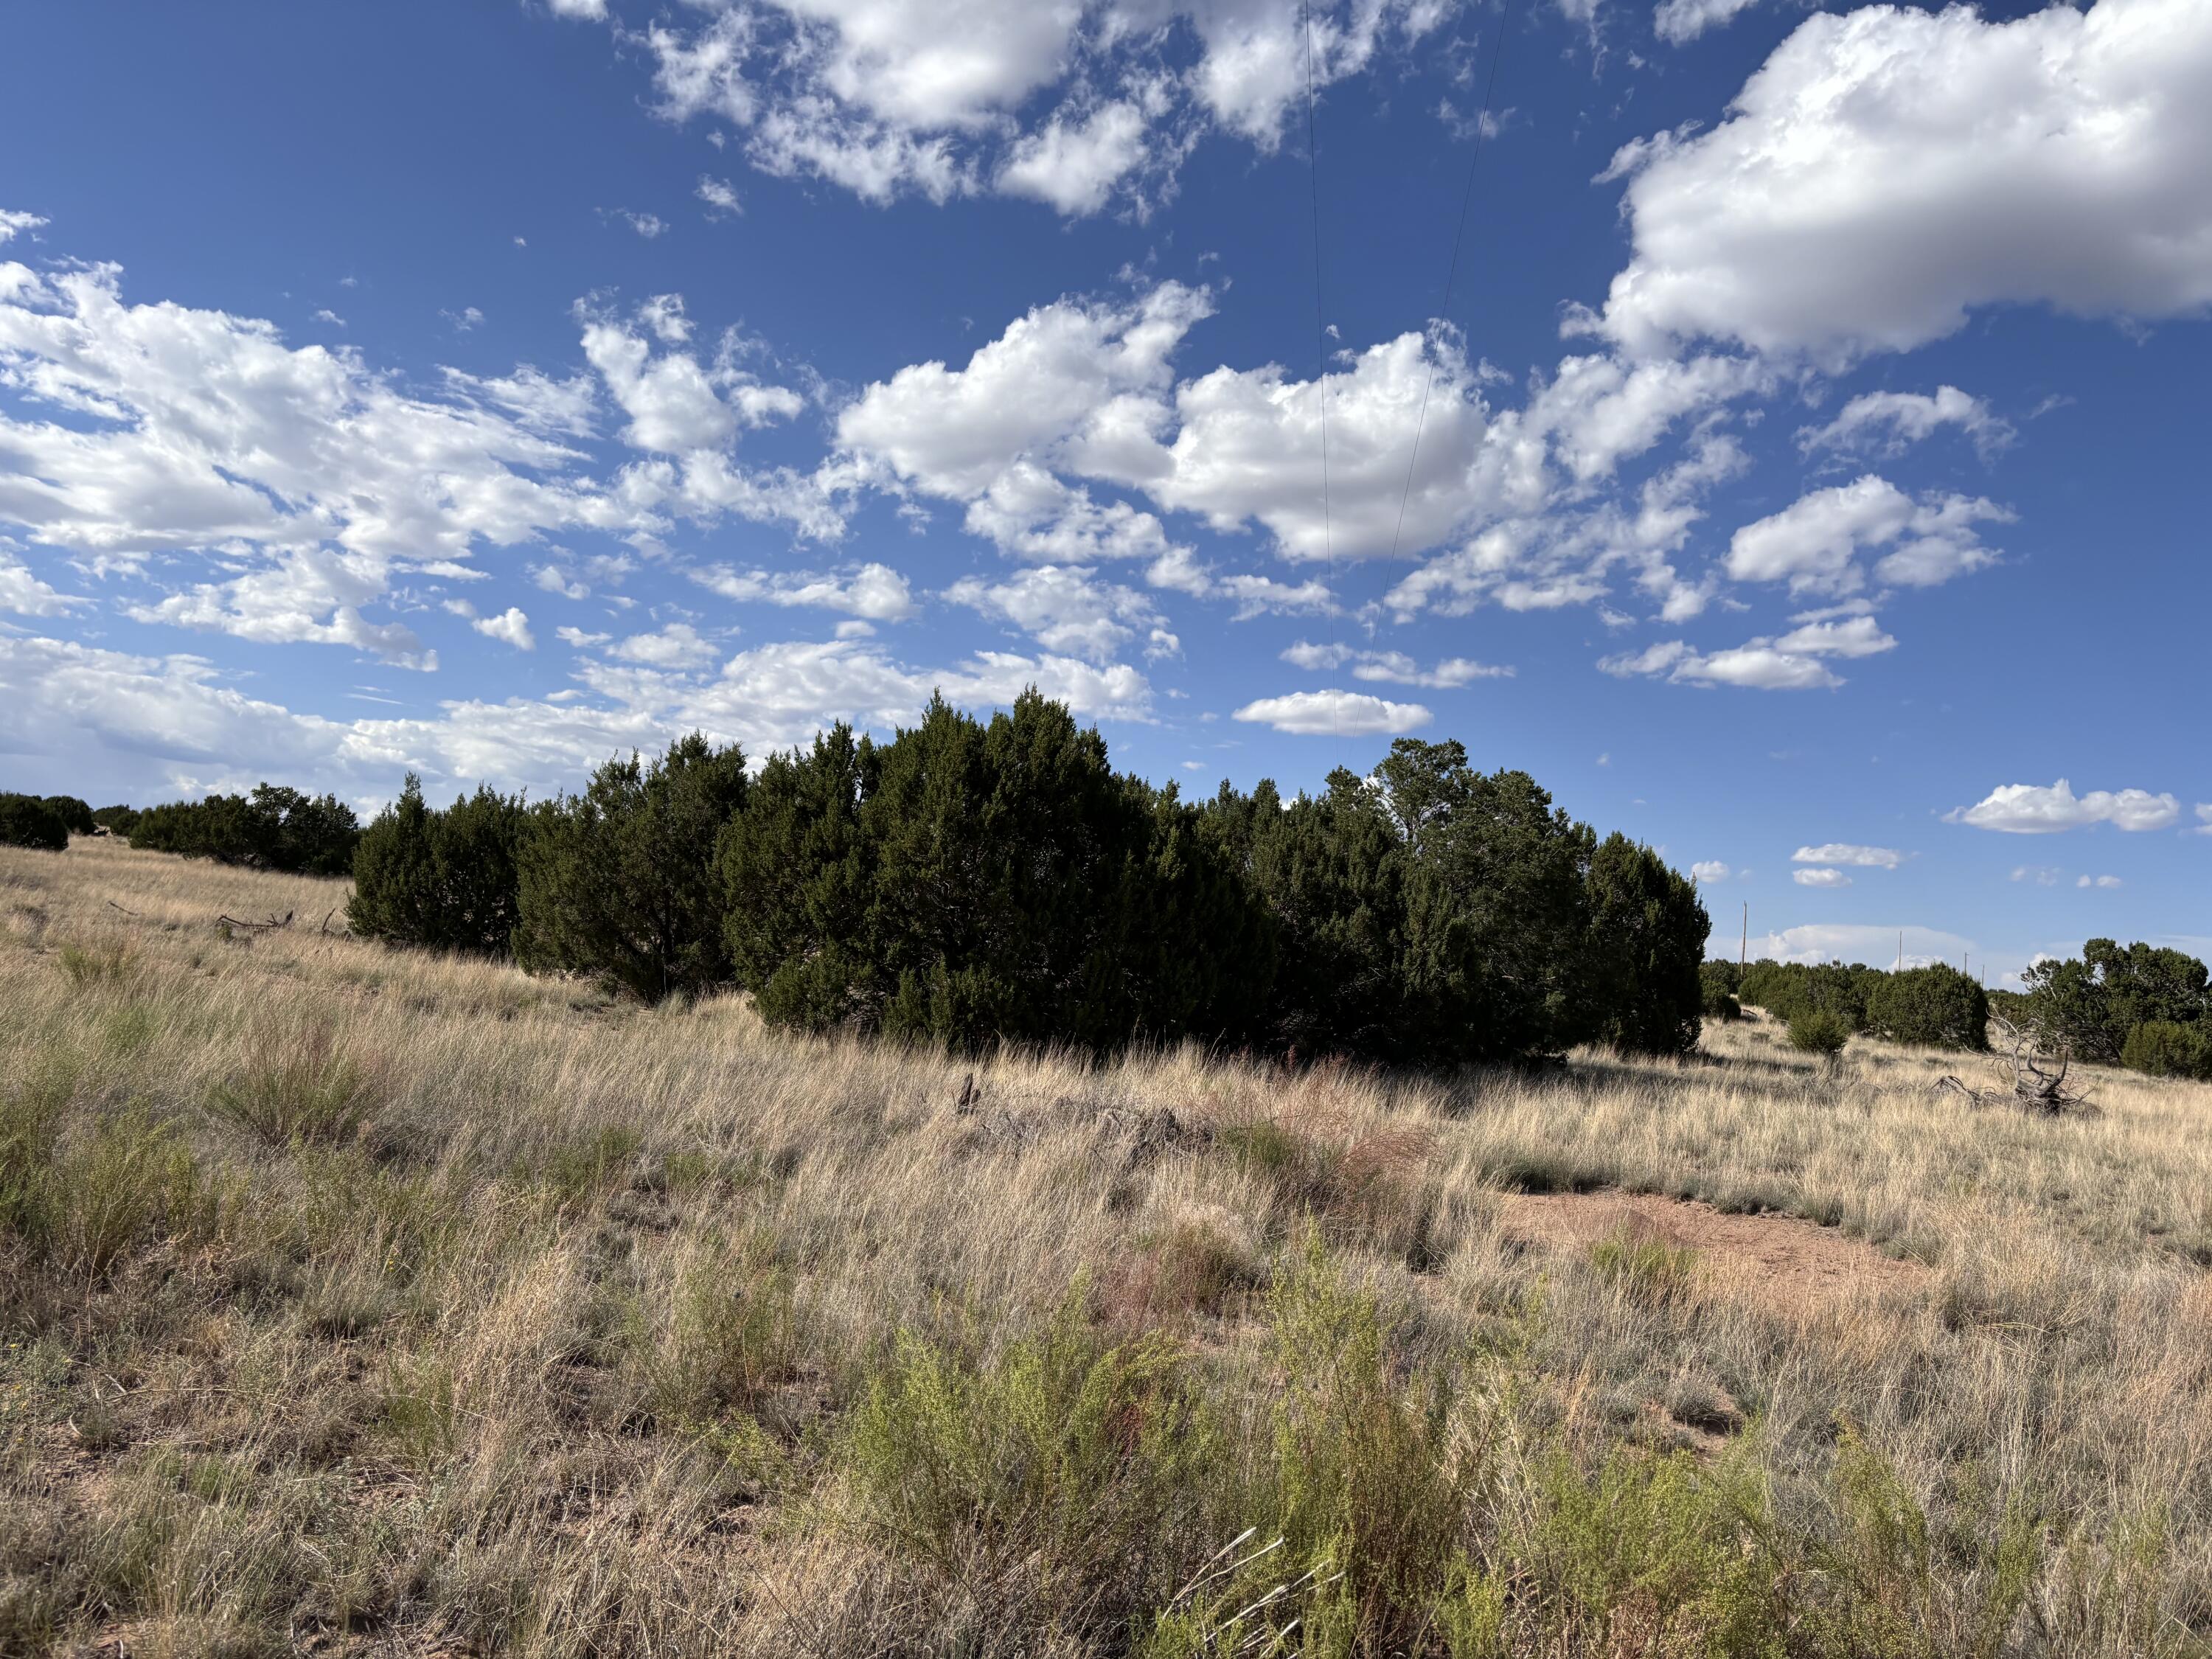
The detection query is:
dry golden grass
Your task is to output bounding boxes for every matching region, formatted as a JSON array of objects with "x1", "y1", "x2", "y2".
[{"x1": 4, "y1": 835, "x2": 2212, "y2": 1656}]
